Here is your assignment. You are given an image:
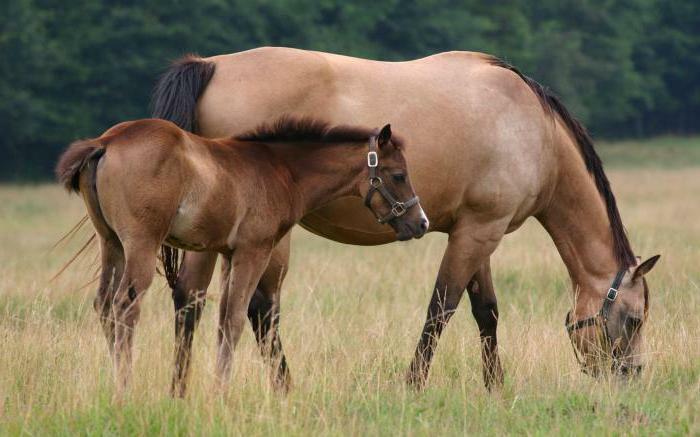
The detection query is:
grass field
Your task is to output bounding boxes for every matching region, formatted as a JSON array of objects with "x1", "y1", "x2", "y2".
[{"x1": 1, "y1": 137, "x2": 698, "y2": 435}]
